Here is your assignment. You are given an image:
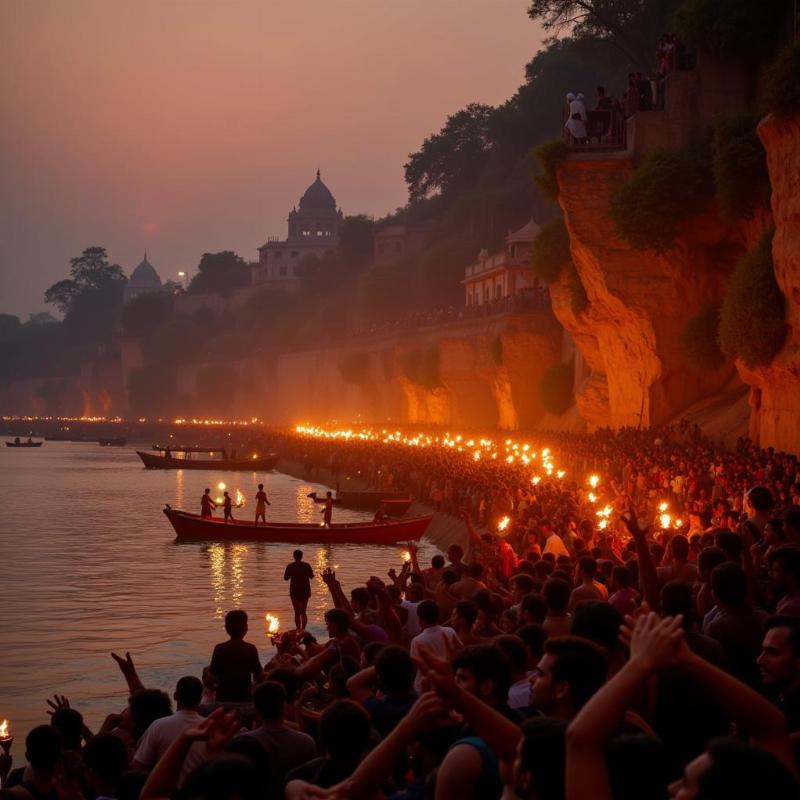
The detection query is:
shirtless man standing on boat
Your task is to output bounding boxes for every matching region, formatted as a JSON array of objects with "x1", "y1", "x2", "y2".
[
  {"x1": 254, "y1": 483, "x2": 271, "y2": 526},
  {"x1": 201, "y1": 488, "x2": 216, "y2": 519},
  {"x1": 321, "y1": 491, "x2": 334, "y2": 527},
  {"x1": 223, "y1": 491, "x2": 235, "y2": 524}
]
